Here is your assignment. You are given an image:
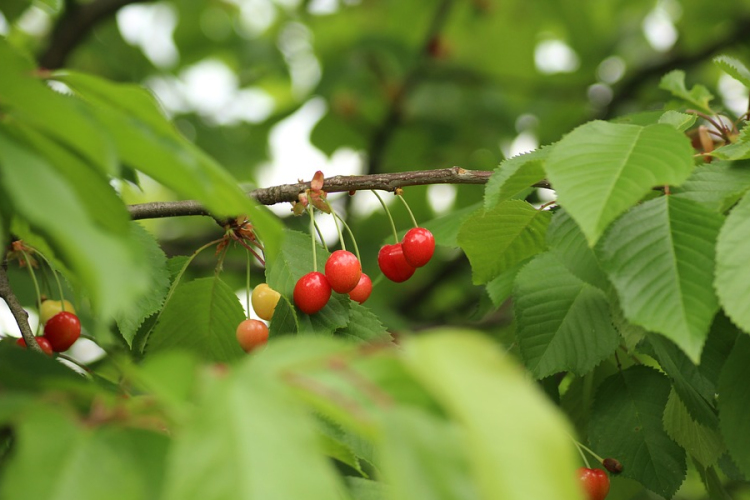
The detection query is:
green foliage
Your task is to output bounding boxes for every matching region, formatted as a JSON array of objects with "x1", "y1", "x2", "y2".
[{"x1": 4, "y1": 2, "x2": 750, "y2": 498}]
